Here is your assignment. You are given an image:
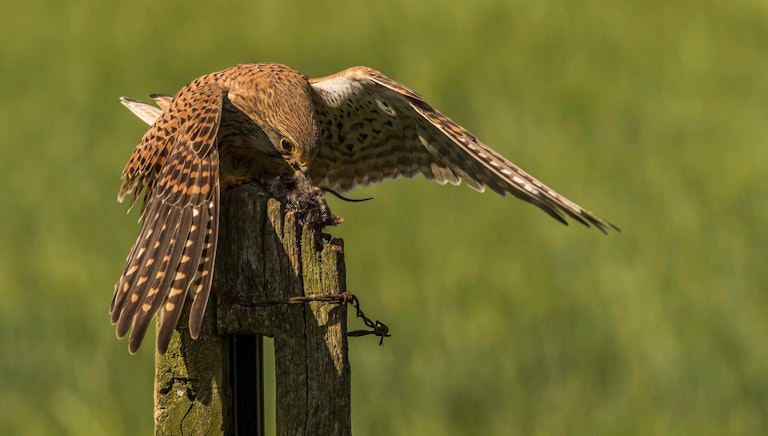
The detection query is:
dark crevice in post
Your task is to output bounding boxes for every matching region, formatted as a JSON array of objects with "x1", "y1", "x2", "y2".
[{"x1": 229, "y1": 335, "x2": 264, "y2": 436}]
